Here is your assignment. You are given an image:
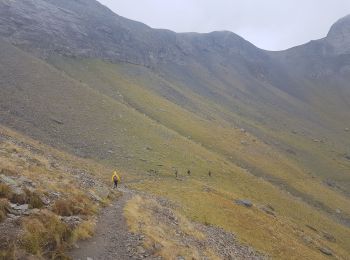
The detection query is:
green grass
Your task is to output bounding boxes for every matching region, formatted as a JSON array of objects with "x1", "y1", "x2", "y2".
[
  {"x1": 0, "y1": 42, "x2": 349, "y2": 258},
  {"x1": 43, "y1": 56, "x2": 350, "y2": 258}
]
